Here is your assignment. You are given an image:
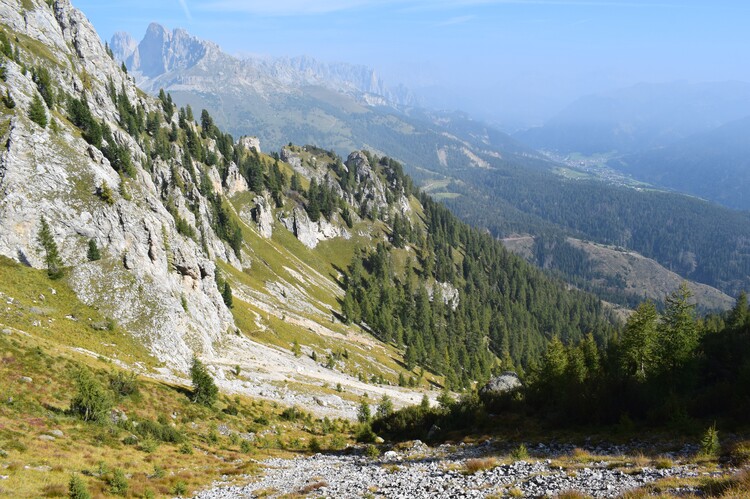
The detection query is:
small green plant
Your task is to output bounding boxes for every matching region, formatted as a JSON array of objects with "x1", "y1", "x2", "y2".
[
  {"x1": 152, "y1": 465, "x2": 165, "y2": 478},
  {"x1": 139, "y1": 436, "x2": 158, "y2": 453},
  {"x1": 292, "y1": 339, "x2": 301, "y2": 357},
  {"x1": 365, "y1": 444, "x2": 380, "y2": 458},
  {"x1": 68, "y1": 474, "x2": 91, "y2": 499},
  {"x1": 179, "y1": 442, "x2": 193, "y2": 455},
  {"x1": 511, "y1": 443, "x2": 529, "y2": 461},
  {"x1": 173, "y1": 480, "x2": 188, "y2": 496},
  {"x1": 701, "y1": 423, "x2": 720, "y2": 457},
  {"x1": 98, "y1": 182, "x2": 115, "y2": 205},
  {"x1": 108, "y1": 468, "x2": 128, "y2": 496},
  {"x1": 240, "y1": 439, "x2": 253, "y2": 453}
]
